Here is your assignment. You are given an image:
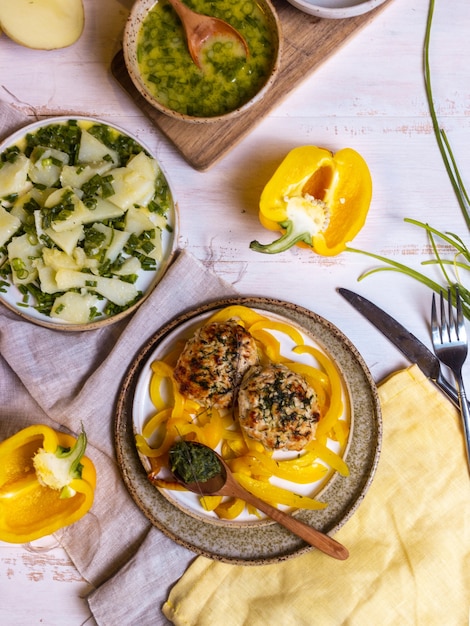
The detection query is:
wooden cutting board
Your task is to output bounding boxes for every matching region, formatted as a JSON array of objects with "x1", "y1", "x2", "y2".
[{"x1": 112, "y1": 0, "x2": 392, "y2": 171}]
